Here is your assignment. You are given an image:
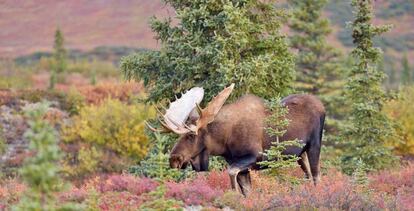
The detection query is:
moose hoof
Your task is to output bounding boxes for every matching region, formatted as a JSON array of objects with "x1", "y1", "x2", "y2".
[{"x1": 313, "y1": 176, "x2": 321, "y2": 185}]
